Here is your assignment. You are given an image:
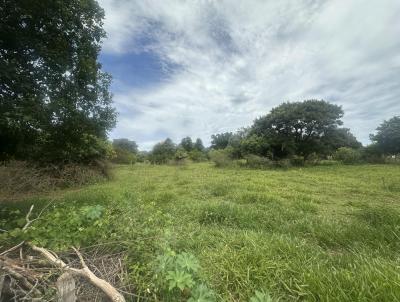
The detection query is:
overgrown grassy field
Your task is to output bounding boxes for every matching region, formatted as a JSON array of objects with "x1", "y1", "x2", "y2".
[{"x1": 2, "y1": 163, "x2": 400, "y2": 301}]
